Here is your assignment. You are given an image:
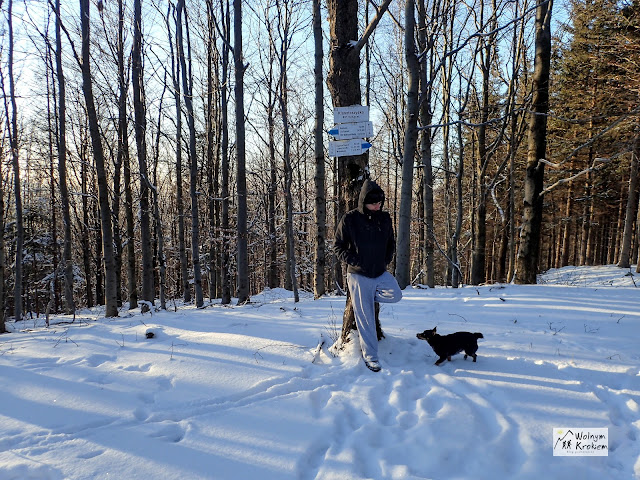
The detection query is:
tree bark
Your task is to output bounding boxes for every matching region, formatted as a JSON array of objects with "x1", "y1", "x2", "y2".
[
  {"x1": 515, "y1": 0, "x2": 553, "y2": 284},
  {"x1": 396, "y1": 0, "x2": 419, "y2": 289},
  {"x1": 8, "y1": 0, "x2": 23, "y2": 320},
  {"x1": 418, "y1": 0, "x2": 435, "y2": 288},
  {"x1": 55, "y1": 0, "x2": 75, "y2": 315},
  {"x1": 165, "y1": 5, "x2": 190, "y2": 304},
  {"x1": 617, "y1": 132, "x2": 640, "y2": 268},
  {"x1": 219, "y1": 0, "x2": 232, "y2": 304},
  {"x1": 177, "y1": 0, "x2": 204, "y2": 307},
  {"x1": 313, "y1": 0, "x2": 326, "y2": 299},
  {"x1": 276, "y1": 2, "x2": 300, "y2": 303},
  {"x1": 132, "y1": 0, "x2": 155, "y2": 309},
  {"x1": 206, "y1": 0, "x2": 218, "y2": 300},
  {"x1": 326, "y1": 0, "x2": 367, "y2": 215},
  {"x1": 79, "y1": 0, "x2": 118, "y2": 316},
  {"x1": 234, "y1": 0, "x2": 250, "y2": 304},
  {"x1": 152, "y1": 80, "x2": 168, "y2": 310}
]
